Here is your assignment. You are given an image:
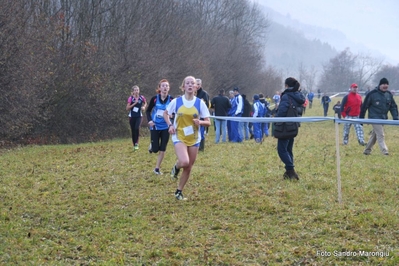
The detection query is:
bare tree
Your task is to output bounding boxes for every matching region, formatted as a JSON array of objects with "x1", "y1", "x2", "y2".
[
  {"x1": 305, "y1": 65, "x2": 318, "y2": 93},
  {"x1": 297, "y1": 63, "x2": 318, "y2": 92},
  {"x1": 353, "y1": 53, "x2": 384, "y2": 90},
  {"x1": 373, "y1": 64, "x2": 399, "y2": 89},
  {"x1": 318, "y1": 48, "x2": 387, "y2": 94},
  {"x1": 0, "y1": 0, "x2": 272, "y2": 146},
  {"x1": 319, "y1": 48, "x2": 357, "y2": 93}
]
